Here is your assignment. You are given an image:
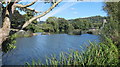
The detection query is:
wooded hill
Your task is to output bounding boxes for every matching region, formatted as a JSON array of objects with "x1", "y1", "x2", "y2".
[{"x1": 68, "y1": 15, "x2": 106, "y2": 23}]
